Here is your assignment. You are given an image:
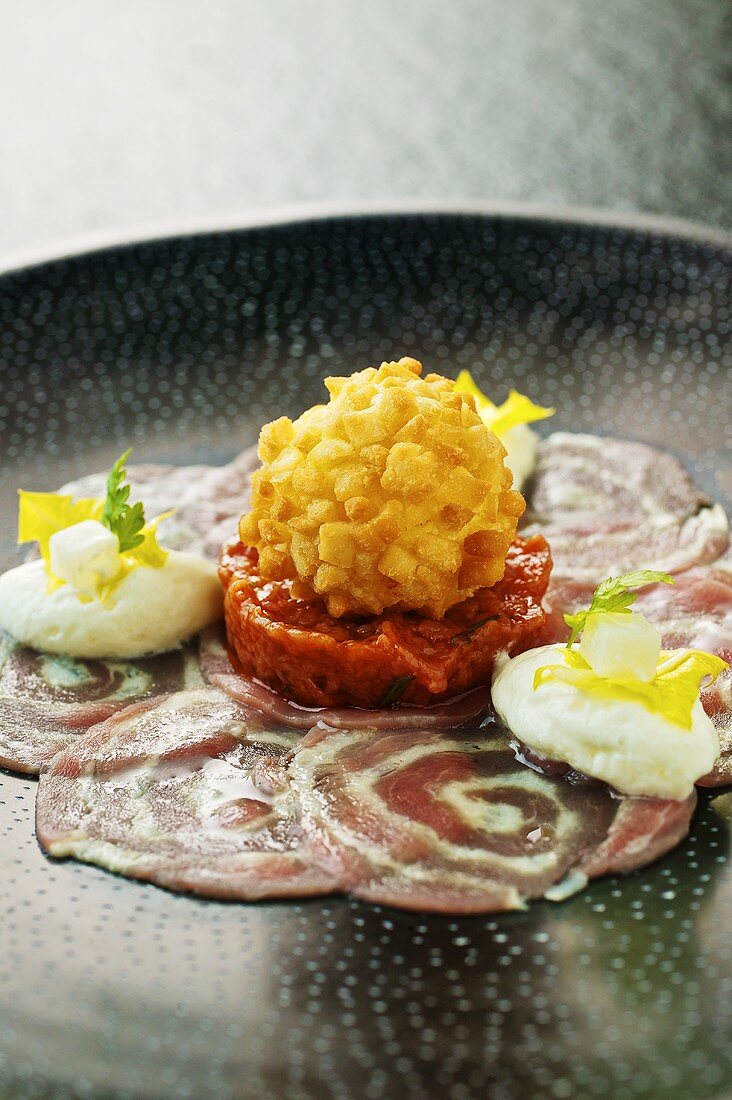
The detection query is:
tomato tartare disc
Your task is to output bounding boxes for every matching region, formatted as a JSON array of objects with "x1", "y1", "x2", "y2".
[{"x1": 220, "y1": 535, "x2": 551, "y2": 709}]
